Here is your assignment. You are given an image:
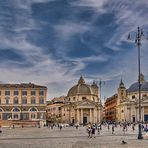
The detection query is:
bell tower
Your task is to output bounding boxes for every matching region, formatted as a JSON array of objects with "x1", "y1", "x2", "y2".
[{"x1": 117, "y1": 79, "x2": 127, "y2": 104}]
